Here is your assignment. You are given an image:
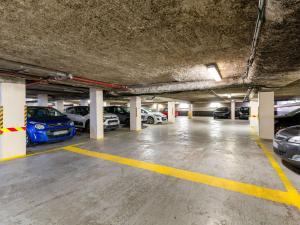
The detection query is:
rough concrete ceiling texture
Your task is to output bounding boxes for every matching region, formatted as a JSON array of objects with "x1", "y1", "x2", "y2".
[{"x1": 0, "y1": 0, "x2": 299, "y2": 102}]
